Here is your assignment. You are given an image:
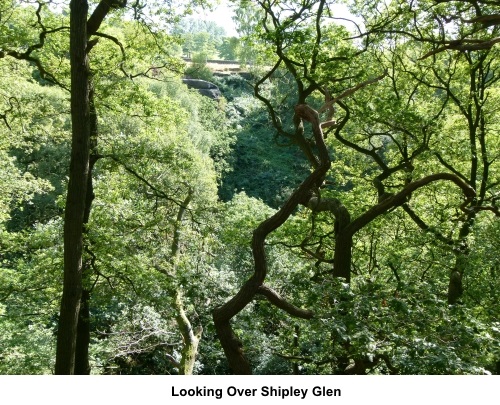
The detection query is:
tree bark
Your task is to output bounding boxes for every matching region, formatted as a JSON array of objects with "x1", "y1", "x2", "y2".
[
  {"x1": 174, "y1": 290, "x2": 203, "y2": 375},
  {"x1": 170, "y1": 188, "x2": 203, "y2": 375},
  {"x1": 332, "y1": 231, "x2": 353, "y2": 283},
  {"x1": 74, "y1": 83, "x2": 98, "y2": 375},
  {"x1": 55, "y1": 0, "x2": 90, "y2": 375},
  {"x1": 332, "y1": 206, "x2": 352, "y2": 282},
  {"x1": 74, "y1": 288, "x2": 91, "y2": 374}
]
